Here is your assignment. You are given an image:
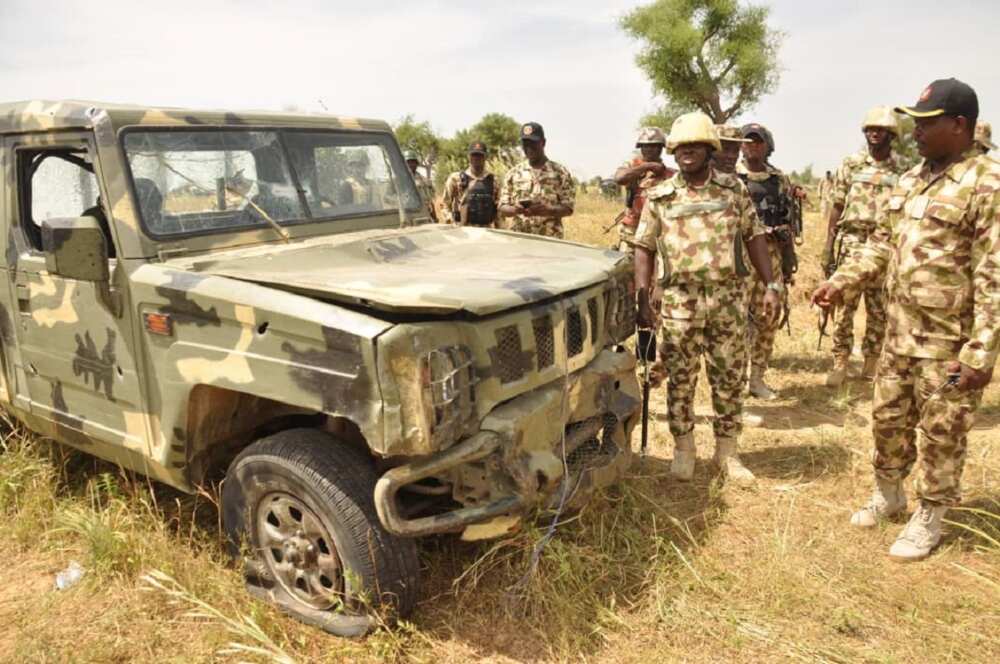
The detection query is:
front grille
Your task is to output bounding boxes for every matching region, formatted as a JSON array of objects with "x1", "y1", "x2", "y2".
[
  {"x1": 492, "y1": 325, "x2": 531, "y2": 384},
  {"x1": 532, "y1": 315, "x2": 555, "y2": 370},
  {"x1": 567, "y1": 307, "x2": 584, "y2": 357},
  {"x1": 565, "y1": 413, "x2": 621, "y2": 473}
]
